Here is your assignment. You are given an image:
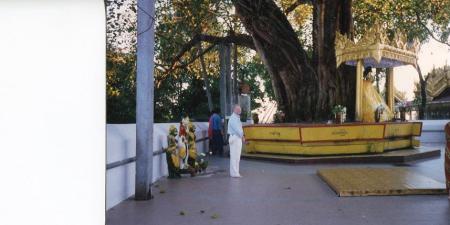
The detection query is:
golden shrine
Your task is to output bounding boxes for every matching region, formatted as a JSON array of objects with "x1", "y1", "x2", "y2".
[{"x1": 244, "y1": 24, "x2": 423, "y2": 156}]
